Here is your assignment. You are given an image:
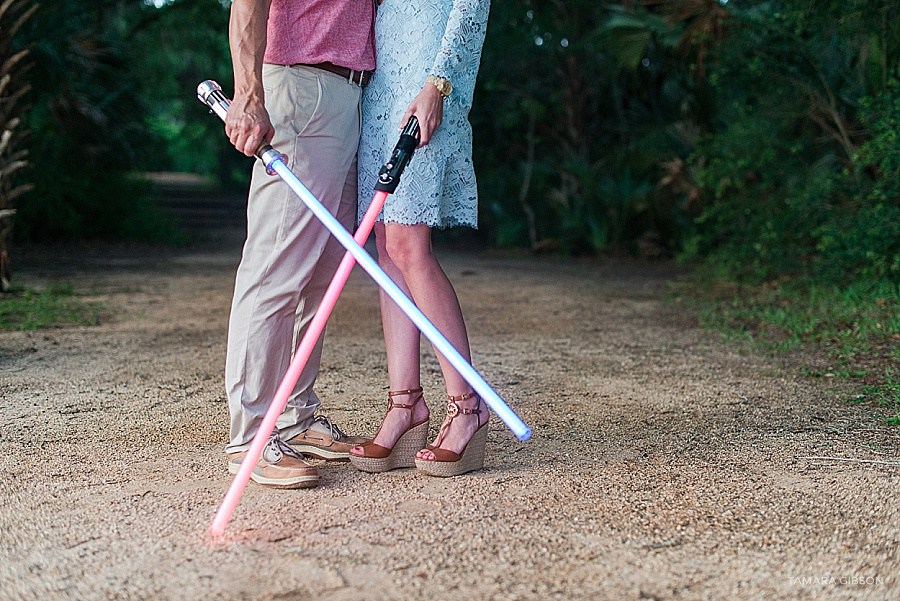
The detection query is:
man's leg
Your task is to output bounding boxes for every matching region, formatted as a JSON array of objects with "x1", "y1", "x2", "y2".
[
  {"x1": 280, "y1": 154, "x2": 371, "y2": 459},
  {"x1": 278, "y1": 154, "x2": 358, "y2": 435},
  {"x1": 225, "y1": 65, "x2": 362, "y2": 456}
]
